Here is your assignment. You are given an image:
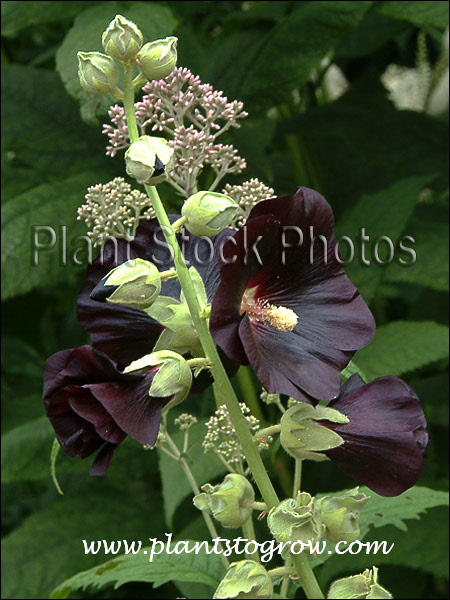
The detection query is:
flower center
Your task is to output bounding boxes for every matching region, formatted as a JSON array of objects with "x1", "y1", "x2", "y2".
[{"x1": 241, "y1": 287, "x2": 298, "y2": 332}]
